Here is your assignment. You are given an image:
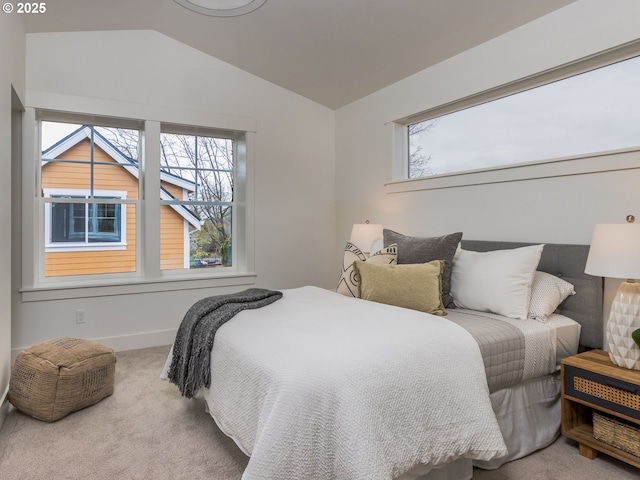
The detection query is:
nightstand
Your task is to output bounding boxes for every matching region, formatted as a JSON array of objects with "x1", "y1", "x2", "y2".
[{"x1": 561, "y1": 349, "x2": 640, "y2": 468}]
